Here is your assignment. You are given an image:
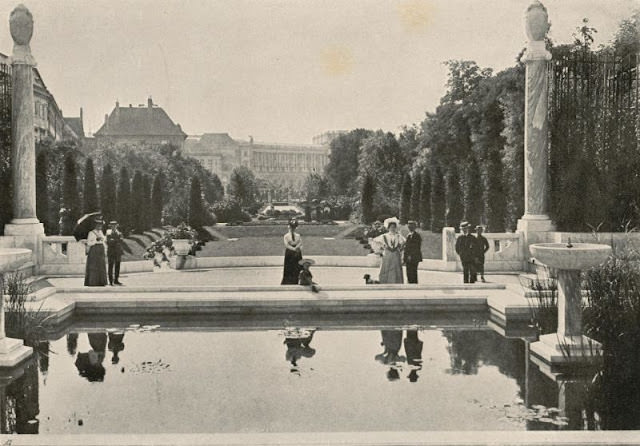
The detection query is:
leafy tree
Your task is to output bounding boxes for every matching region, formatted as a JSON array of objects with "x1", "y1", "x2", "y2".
[
  {"x1": 399, "y1": 174, "x2": 412, "y2": 224},
  {"x1": 228, "y1": 166, "x2": 257, "y2": 207},
  {"x1": 189, "y1": 176, "x2": 206, "y2": 230},
  {"x1": 203, "y1": 172, "x2": 224, "y2": 203},
  {"x1": 486, "y1": 149, "x2": 506, "y2": 232},
  {"x1": 464, "y1": 156, "x2": 483, "y2": 227},
  {"x1": 116, "y1": 167, "x2": 131, "y2": 234},
  {"x1": 130, "y1": 170, "x2": 145, "y2": 234},
  {"x1": 358, "y1": 131, "x2": 405, "y2": 214},
  {"x1": 36, "y1": 151, "x2": 49, "y2": 231},
  {"x1": 409, "y1": 172, "x2": 421, "y2": 222},
  {"x1": 151, "y1": 172, "x2": 164, "y2": 227},
  {"x1": 303, "y1": 172, "x2": 330, "y2": 201},
  {"x1": 83, "y1": 158, "x2": 99, "y2": 214},
  {"x1": 325, "y1": 129, "x2": 374, "y2": 196},
  {"x1": 142, "y1": 174, "x2": 152, "y2": 231},
  {"x1": 62, "y1": 153, "x2": 80, "y2": 225},
  {"x1": 445, "y1": 166, "x2": 463, "y2": 229},
  {"x1": 430, "y1": 164, "x2": 445, "y2": 232},
  {"x1": 360, "y1": 174, "x2": 375, "y2": 224},
  {"x1": 100, "y1": 164, "x2": 117, "y2": 225},
  {"x1": 419, "y1": 168, "x2": 431, "y2": 230}
]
